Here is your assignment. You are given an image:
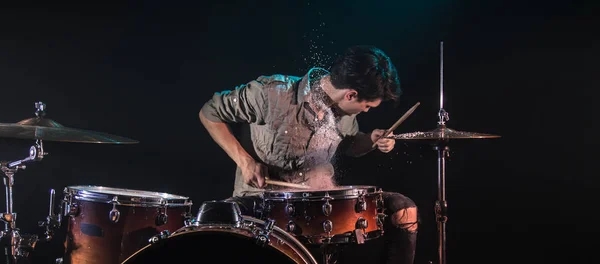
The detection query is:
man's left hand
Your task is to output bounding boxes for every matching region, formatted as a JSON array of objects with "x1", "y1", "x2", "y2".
[{"x1": 371, "y1": 129, "x2": 395, "y2": 153}]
